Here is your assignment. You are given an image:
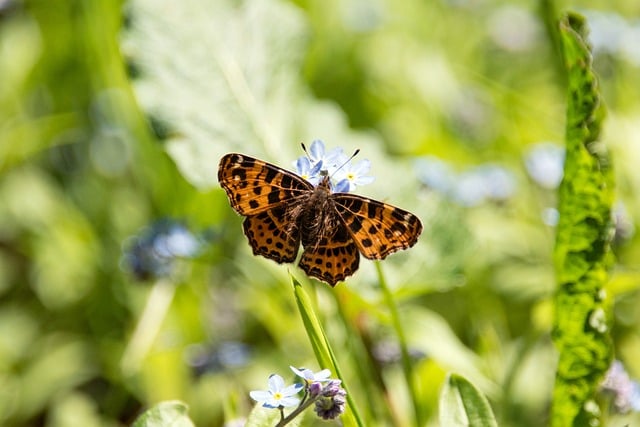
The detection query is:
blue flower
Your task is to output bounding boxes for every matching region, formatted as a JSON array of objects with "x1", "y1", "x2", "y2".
[
  {"x1": 293, "y1": 140, "x2": 374, "y2": 194},
  {"x1": 295, "y1": 156, "x2": 323, "y2": 185},
  {"x1": 524, "y1": 143, "x2": 565, "y2": 189},
  {"x1": 122, "y1": 219, "x2": 201, "y2": 281},
  {"x1": 186, "y1": 341, "x2": 251, "y2": 376},
  {"x1": 415, "y1": 156, "x2": 456, "y2": 194},
  {"x1": 290, "y1": 366, "x2": 332, "y2": 384},
  {"x1": 600, "y1": 360, "x2": 640, "y2": 413},
  {"x1": 474, "y1": 164, "x2": 516, "y2": 202},
  {"x1": 332, "y1": 158, "x2": 375, "y2": 192},
  {"x1": 306, "y1": 139, "x2": 344, "y2": 172},
  {"x1": 249, "y1": 374, "x2": 303, "y2": 409},
  {"x1": 451, "y1": 164, "x2": 516, "y2": 206}
]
